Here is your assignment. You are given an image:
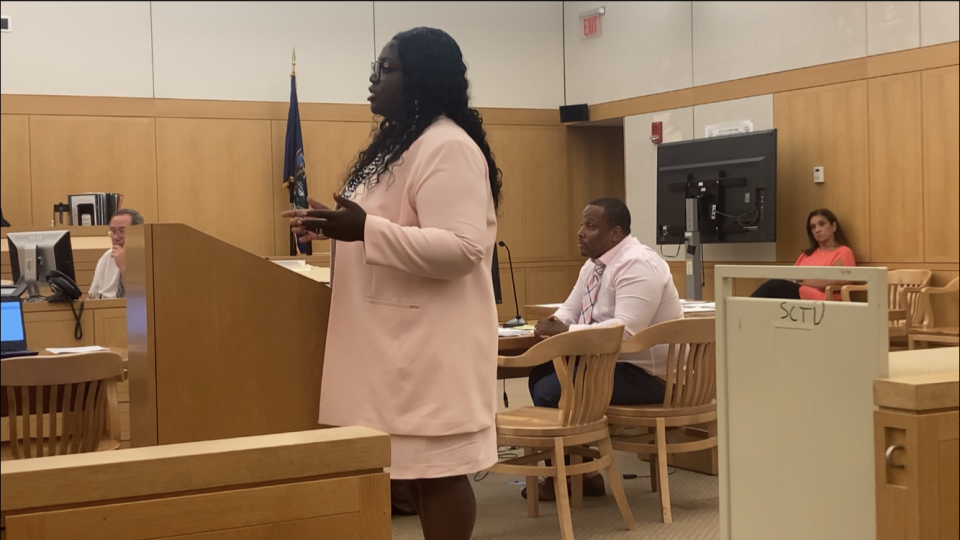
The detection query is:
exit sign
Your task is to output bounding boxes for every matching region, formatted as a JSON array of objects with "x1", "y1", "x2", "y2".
[
  {"x1": 582, "y1": 14, "x2": 601, "y2": 37},
  {"x1": 580, "y1": 7, "x2": 605, "y2": 38}
]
